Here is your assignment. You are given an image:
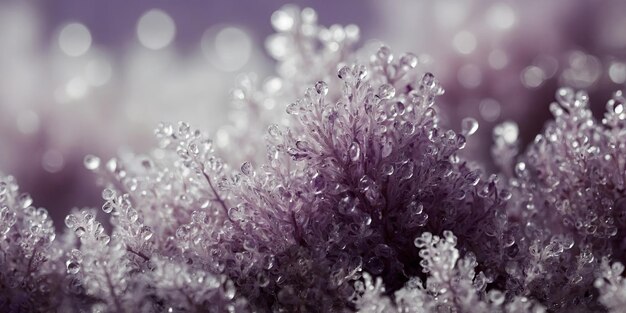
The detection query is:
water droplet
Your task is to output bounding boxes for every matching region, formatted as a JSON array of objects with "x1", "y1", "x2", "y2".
[
  {"x1": 102, "y1": 188, "x2": 116, "y2": 201},
  {"x1": 399, "y1": 53, "x2": 418, "y2": 69},
  {"x1": 398, "y1": 161, "x2": 414, "y2": 180},
  {"x1": 66, "y1": 260, "x2": 81, "y2": 274},
  {"x1": 461, "y1": 117, "x2": 479, "y2": 136},
  {"x1": 102, "y1": 201, "x2": 115, "y2": 214},
  {"x1": 235, "y1": 163, "x2": 251, "y2": 178},
  {"x1": 286, "y1": 102, "x2": 299, "y2": 115},
  {"x1": 177, "y1": 122, "x2": 191, "y2": 137},
  {"x1": 311, "y1": 173, "x2": 326, "y2": 194},
  {"x1": 376, "y1": 46, "x2": 393, "y2": 63},
  {"x1": 65, "y1": 214, "x2": 78, "y2": 229},
  {"x1": 18, "y1": 193, "x2": 33, "y2": 208},
  {"x1": 315, "y1": 81, "x2": 328, "y2": 96},
  {"x1": 348, "y1": 142, "x2": 361, "y2": 161},
  {"x1": 407, "y1": 201, "x2": 423, "y2": 215},
  {"x1": 337, "y1": 66, "x2": 353, "y2": 81},
  {"x1": 268, "y1": 124, "x2": 282, "y2": 138},
  {"x1": 556, "y1": 87, "x2": 574, "y2": 106},
  {"x1": 489, "y1": 290, "x2": 505, "y2": 305},
  {"x1": 514, "y1": 162, "x2": 527, "y2": 178},
  {"x1": 84, "y1": 155, "x2": 101, "y2": 170},
  {"x1": 421, "y1": 73, "x2": 436, "y2": 89},
  {"x1": 127, "y1": 208, "x2": 138, "y2": 223},
  {"x1": 377, "y1": 84, "x2": 395, "y2": 100},
  {"x1": 74, "y1": 226, "x2": 86, "y2": 238},
  {"x1": 176, "y1": 226, "x2": 190, "y2": 239},
  {"x1": 381, "y1": 164, "x2": 394, "y2": 176},
  {"x1": 295, "y1": 140, "x2": 311, "y2": 151}
]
